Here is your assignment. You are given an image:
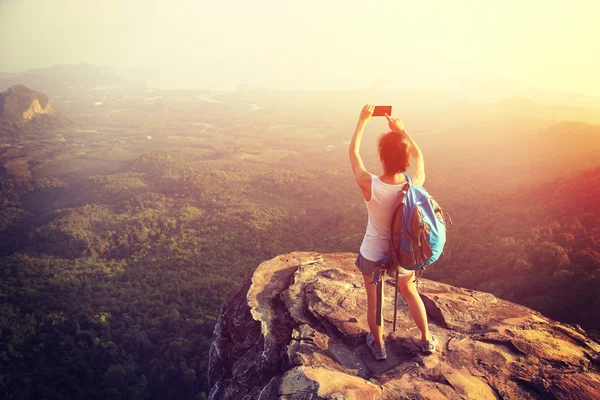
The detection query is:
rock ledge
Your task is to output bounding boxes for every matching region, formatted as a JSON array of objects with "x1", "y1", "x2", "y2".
[{"x1": 208, "y1": 252, "x2": 600, "y2": 399}]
